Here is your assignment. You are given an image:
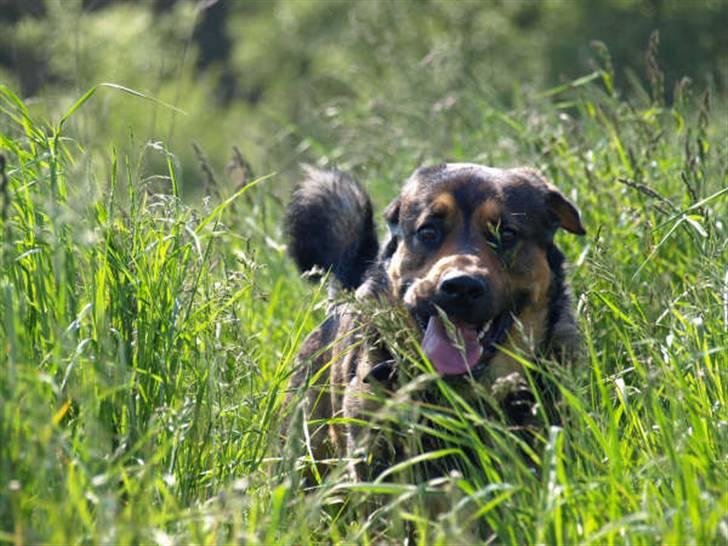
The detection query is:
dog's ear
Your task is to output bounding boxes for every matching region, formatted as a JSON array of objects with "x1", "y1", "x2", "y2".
[
  {"x1": 516, "y1": 167, "x2": 585, "y2": 235},
  {"x1": 381, "y1": 198, "x2": 401, "y2": 259},
  {"x1": 384, "y1": 198, "x2": 401, "y2": 238},
  {"x1": 546, "y1": 188, "x2": 586, "y2": 235},
  {"x1": 513, "y1": 167, "x2": 586, "y2": 235}
]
